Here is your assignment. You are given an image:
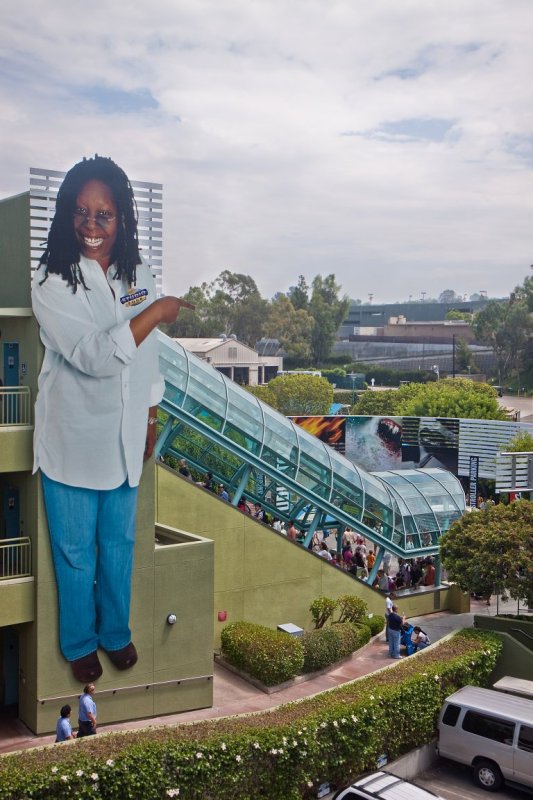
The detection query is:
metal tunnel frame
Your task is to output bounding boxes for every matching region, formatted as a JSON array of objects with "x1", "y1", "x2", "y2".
[{"x1": 156, "y1": 332, "x2": 465, "y2": 560}]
